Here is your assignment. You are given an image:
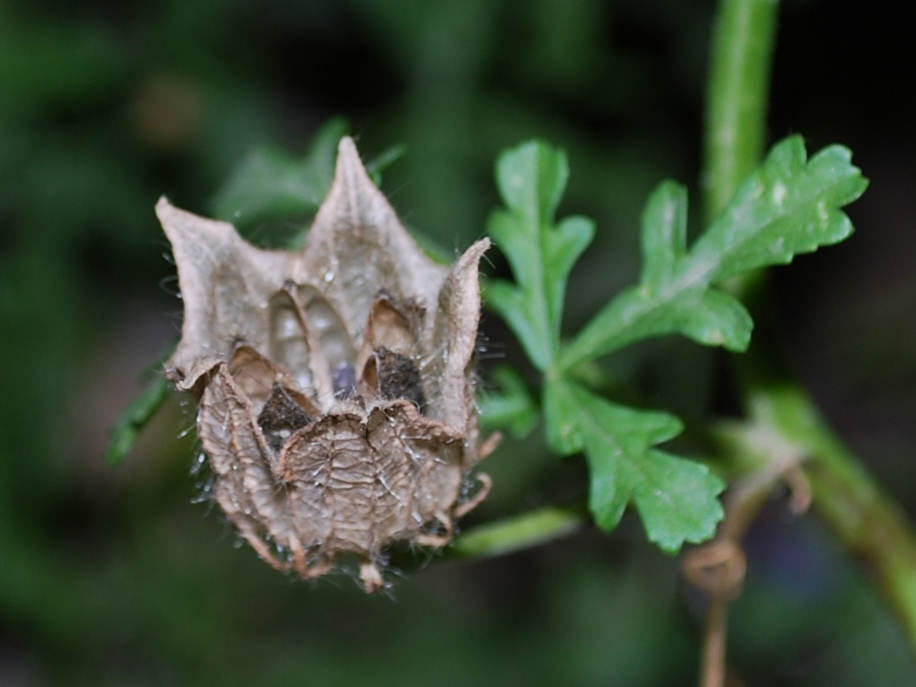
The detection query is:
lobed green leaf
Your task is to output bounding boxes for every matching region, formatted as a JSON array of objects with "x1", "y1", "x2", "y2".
[
  {"x1": 560, "y1": 135, "x2": 867, "y2": 369},
  {"x1": 640, "y1": 180, "x2": 687, "y2": 286},
  {"x1": 485, "y1": 278, "x2": 552, "y2": 371},
  {"x1": 545, "y1": 377, "x2": 724, "y2": 550},
  {"x1": 487, "y1": 207, "x2": 553, "y2": 370},
  {"x1": 487, "y1": 141, "x2": 594, "y2": 371},
  {"x1": 696, "y1": 136, "x2": 869, "y2": 282},
  {"x1": 543, "y1": 215, "x2": 595, "y2": 337},
  {"x1": 496, "y1": 141, "x2": 568, "y2": 230}
]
